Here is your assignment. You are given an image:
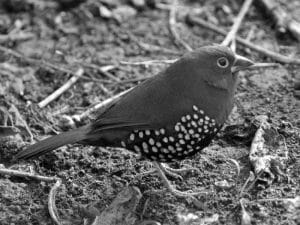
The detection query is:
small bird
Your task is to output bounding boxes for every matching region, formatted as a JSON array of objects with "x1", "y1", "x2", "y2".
[{"x1": 15, "y1": 45, "x2": 253, "y2": 198}]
